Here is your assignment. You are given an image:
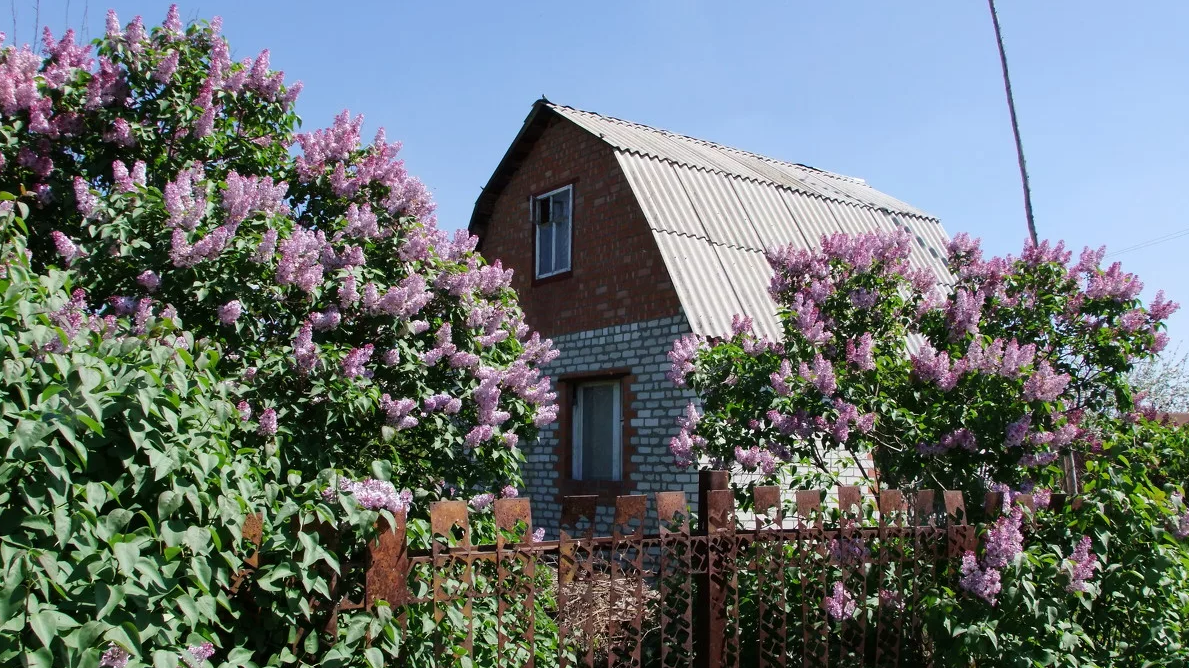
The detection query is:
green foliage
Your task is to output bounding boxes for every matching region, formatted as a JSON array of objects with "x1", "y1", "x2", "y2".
[{"x1": 0, "y1": 8, "x2": 560, "y2": 666}]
